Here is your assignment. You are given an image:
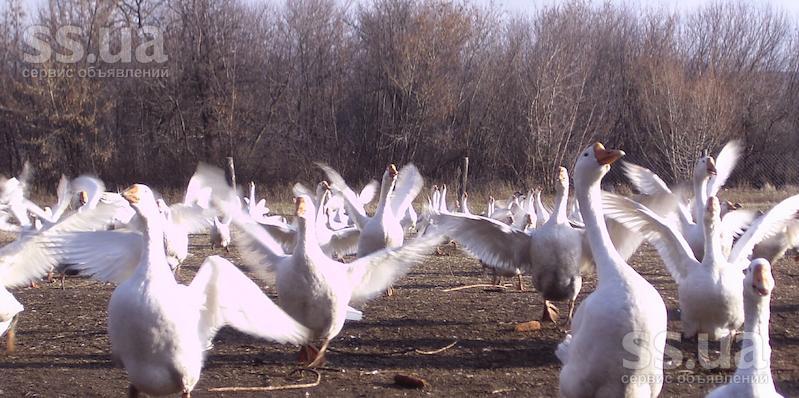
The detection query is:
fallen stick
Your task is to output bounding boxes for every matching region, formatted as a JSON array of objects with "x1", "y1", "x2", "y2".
[
  {"x1": 208, "y1": 368, "x2": 320, "y2": 392},
  {"x1": 328, "y1": 340, "x2": 458, "y2": 357},
  {"x1": 415, "y1": 340, "x2": 457, "y2": 355},
  {"x1": 442, "y1": 284, "x2": 508, "y2": 292}
]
